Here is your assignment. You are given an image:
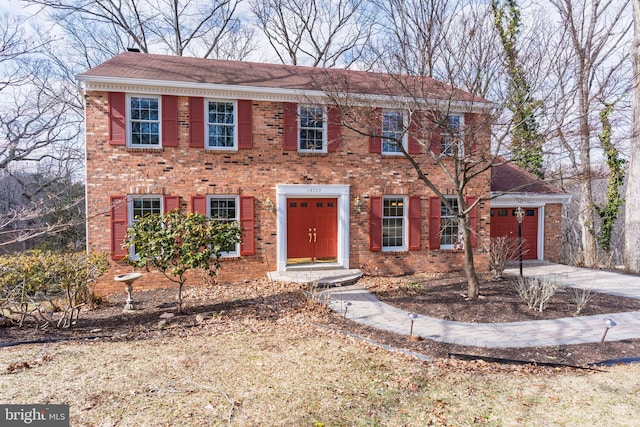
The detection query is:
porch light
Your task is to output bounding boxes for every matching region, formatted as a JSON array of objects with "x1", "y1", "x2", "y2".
[
  {"x1": 354, "y1": 196, "x2": 362, "y2": 213},
  {"x1": 265, "y1": 197, "x2": 274, "y2": 213}
]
